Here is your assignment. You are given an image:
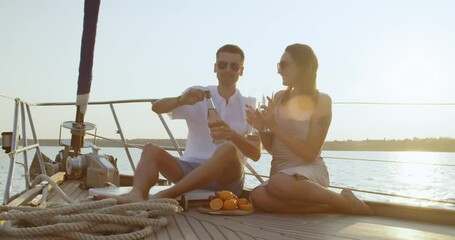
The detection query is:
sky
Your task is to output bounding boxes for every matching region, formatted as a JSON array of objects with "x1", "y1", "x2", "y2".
[{"x1": 1, "y1": 0, "x2": 455, "y2": 141}]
